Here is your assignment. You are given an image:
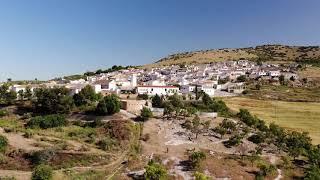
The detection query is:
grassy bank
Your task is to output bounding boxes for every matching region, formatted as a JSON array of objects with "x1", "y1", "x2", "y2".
[{"x1": 223, "y1": 97, "x2": 320, "y2": 144}]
